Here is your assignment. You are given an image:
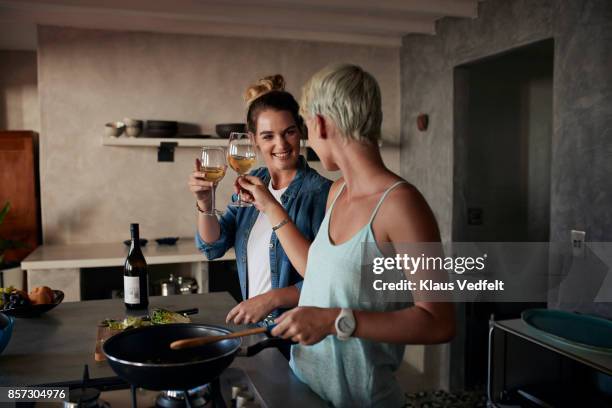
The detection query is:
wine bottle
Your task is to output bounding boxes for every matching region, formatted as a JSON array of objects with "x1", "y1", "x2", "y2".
[{"x1": 124, "y1": 223, "x2": 149, "y2": 310}]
